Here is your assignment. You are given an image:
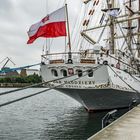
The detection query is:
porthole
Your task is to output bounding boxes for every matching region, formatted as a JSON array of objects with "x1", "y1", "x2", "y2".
[
  {"x1": 61, "y1": 69, "x2": 67, "y2": 77},
  {"x1": 88, "y1": 69, "x2": 93, "y2": 77},
  {"x1": 76, "y1": 69, "x2": 83, "y2": 77},
  {"x1": 51, "y1": 69, "x2": 58, "y2": 77}
]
